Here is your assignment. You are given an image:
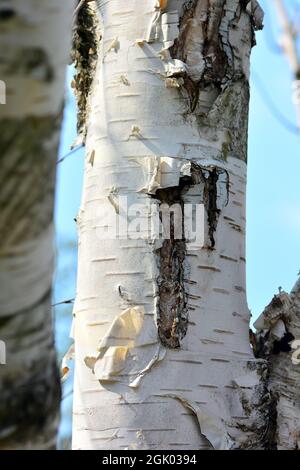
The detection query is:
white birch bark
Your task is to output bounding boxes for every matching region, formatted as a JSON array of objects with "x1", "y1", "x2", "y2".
[
  {"x1": 72, "y1": 0, "x2": 280, "y2": 450},
  {"x1": 0, "y1": 0, "x2": 74, "y2": 449}
]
